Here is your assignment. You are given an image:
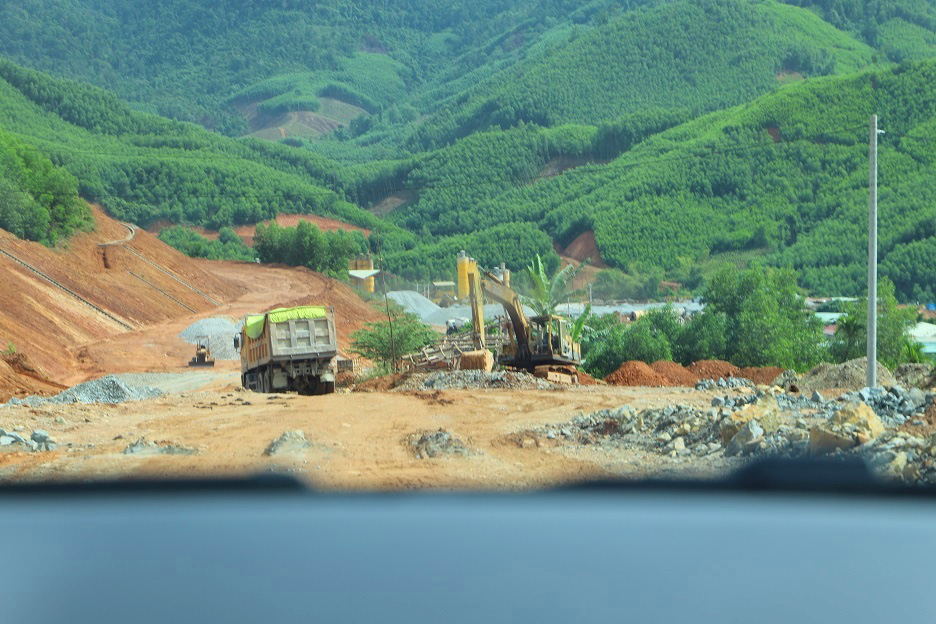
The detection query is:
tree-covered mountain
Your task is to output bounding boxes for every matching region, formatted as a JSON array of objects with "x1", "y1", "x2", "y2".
[{"x1": 0, "y1": 0, "x2": 933, "y2": 301}]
